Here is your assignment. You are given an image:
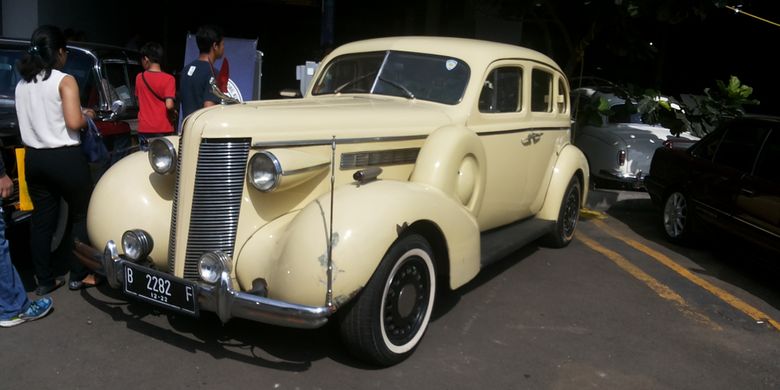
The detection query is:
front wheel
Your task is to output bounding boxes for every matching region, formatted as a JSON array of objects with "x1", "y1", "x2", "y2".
[
  {"x1": 662, "y1": 191, "x2": 692, "y2": 243},
  {"x1": 543, "y1": 176, "x2": 581, "y2": 248},
  {"x1": 338, "y1": 234, "x2": 436, "y2": 366}
]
